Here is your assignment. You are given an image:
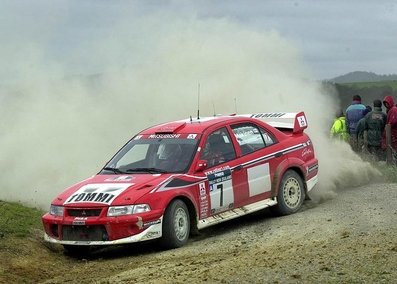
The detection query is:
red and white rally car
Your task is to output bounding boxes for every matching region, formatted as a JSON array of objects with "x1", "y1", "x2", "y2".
[{"x1": 42, "y1": 112, "x2": 318, "y2": 253}]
